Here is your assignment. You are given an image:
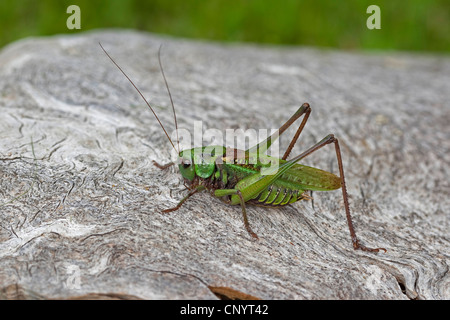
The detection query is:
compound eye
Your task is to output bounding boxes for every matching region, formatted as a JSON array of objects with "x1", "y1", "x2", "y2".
[{"x1": 182, "y1": 160, "x2": 191, "y2": 169}]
